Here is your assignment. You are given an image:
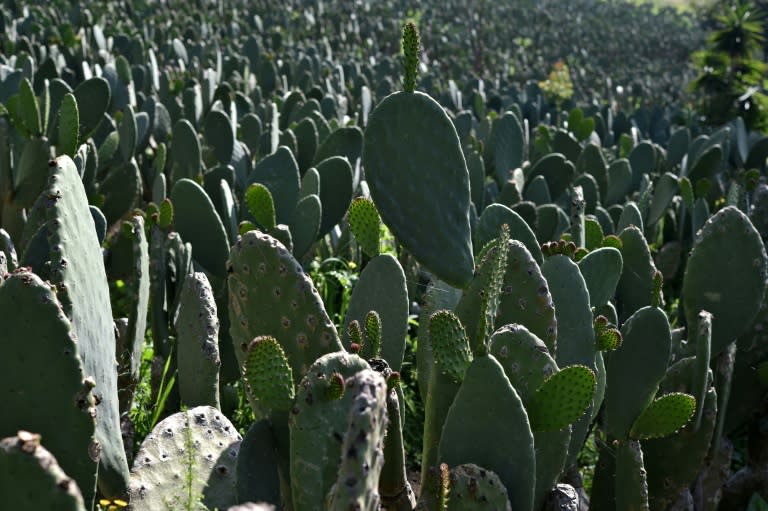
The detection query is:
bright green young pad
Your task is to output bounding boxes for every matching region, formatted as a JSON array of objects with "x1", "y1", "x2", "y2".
[
  {"x1": 629, "y1": 393, "x2": 696, "y2": 440},
  {"x1": 682, "y1": 206, "x2": 768, "y2": 356},
  {"x1": 364, "y1": 90, "x2": 474, "y2": 288},
  {"x1": 439, "y1": 355, "x2": 535, "y2": 511},
  {"x1": 348, "y1": 197, "x2": 380, "y2": 257},
  {"x1": 0, "y1": 432, "x2": 87, "y2": 511},
  {"x1": 0, "y1": 270, "x2": 98, "y2": 508},
  {"x1": 57, "y1": 93, "x2": 79, "y2": 157},
  {"x1": 447, "y1": 464, "x2": 512, "y2": 511},
  {"x1": 128, "y1": 406, "x2": 241, "y2": 511},
  {"x1": 528, "y1": 365, "x2": 596, "y2": 432},
  {"x1": 244, "y1": 336, "x2": 294, "y2": 412},
  {"x1": 429, "y1": 310, "x2": 473, "y2": 382},
  {"x1": 45, "y1": 156, "x2": 129, "y2": 497},
  {"x1": 228, "y1": 230, "x2": 343, "y2": 386},
  {"x1": 245, "y1": 182, "x2": 277, "y2": 230}
]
